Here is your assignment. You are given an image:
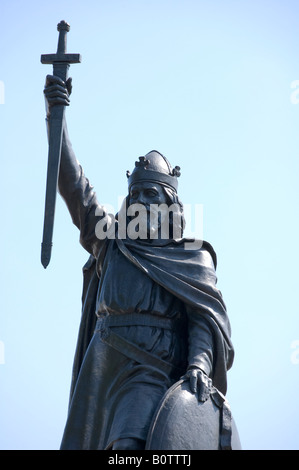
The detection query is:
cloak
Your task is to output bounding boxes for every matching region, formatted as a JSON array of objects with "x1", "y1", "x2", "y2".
[{"x1": 68, "y1": 236, "x2": 234, "y2": 405}]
